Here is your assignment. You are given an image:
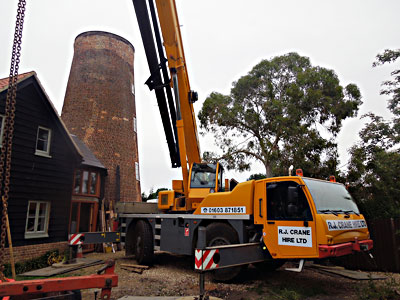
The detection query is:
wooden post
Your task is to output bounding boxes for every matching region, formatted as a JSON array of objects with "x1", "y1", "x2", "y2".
[
  {"x1": 108, "y1": 209, "x2": 116, "y2": 253},
  {"x1": 3, "y1": 197, "x2": 16, "y2": 279},
  {"x1": 6, "y1": 214, "x2": 16, "y2": 279},
  {"x1": 101, "y1": 200, "x2": 106, "y2": 252}
]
